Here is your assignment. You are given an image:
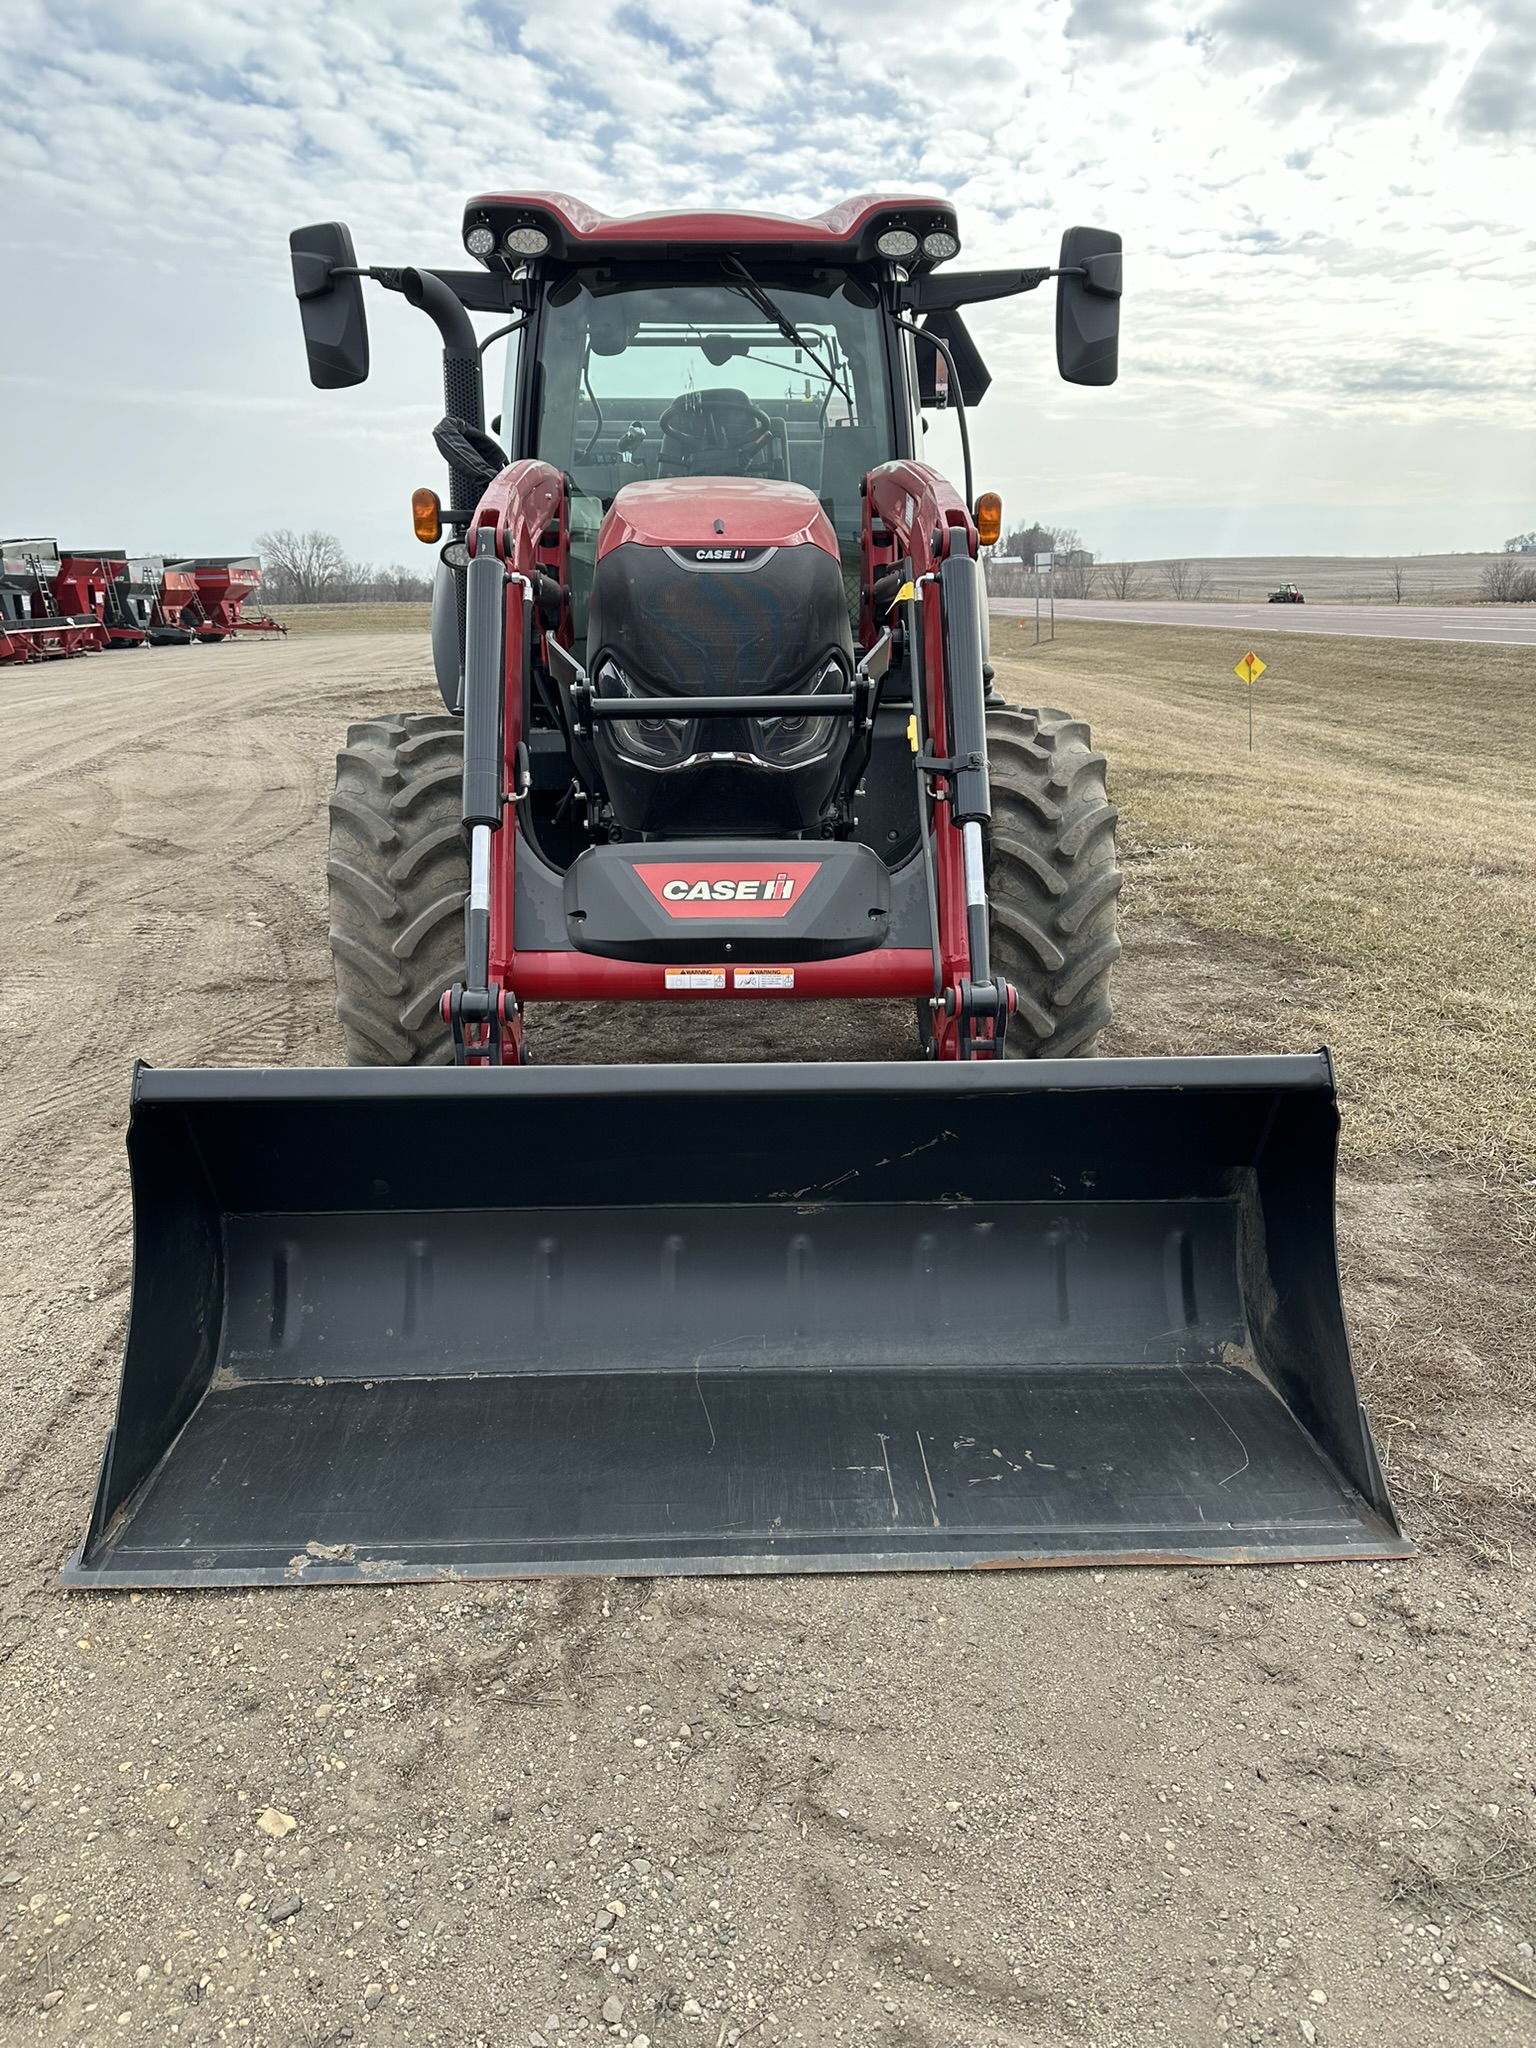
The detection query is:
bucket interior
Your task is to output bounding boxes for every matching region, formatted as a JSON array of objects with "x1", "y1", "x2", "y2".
[{"x1": 65, "y1": 1058, "x2": 1407, "y2": 1584}]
